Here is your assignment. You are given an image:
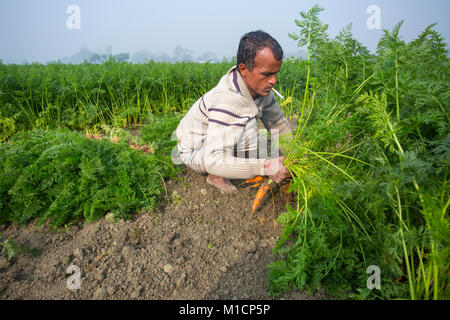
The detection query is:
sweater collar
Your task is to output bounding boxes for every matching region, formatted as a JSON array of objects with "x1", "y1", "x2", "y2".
[{"x1": 226, "y1": 66, "x2": 256, "y2": 103}]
